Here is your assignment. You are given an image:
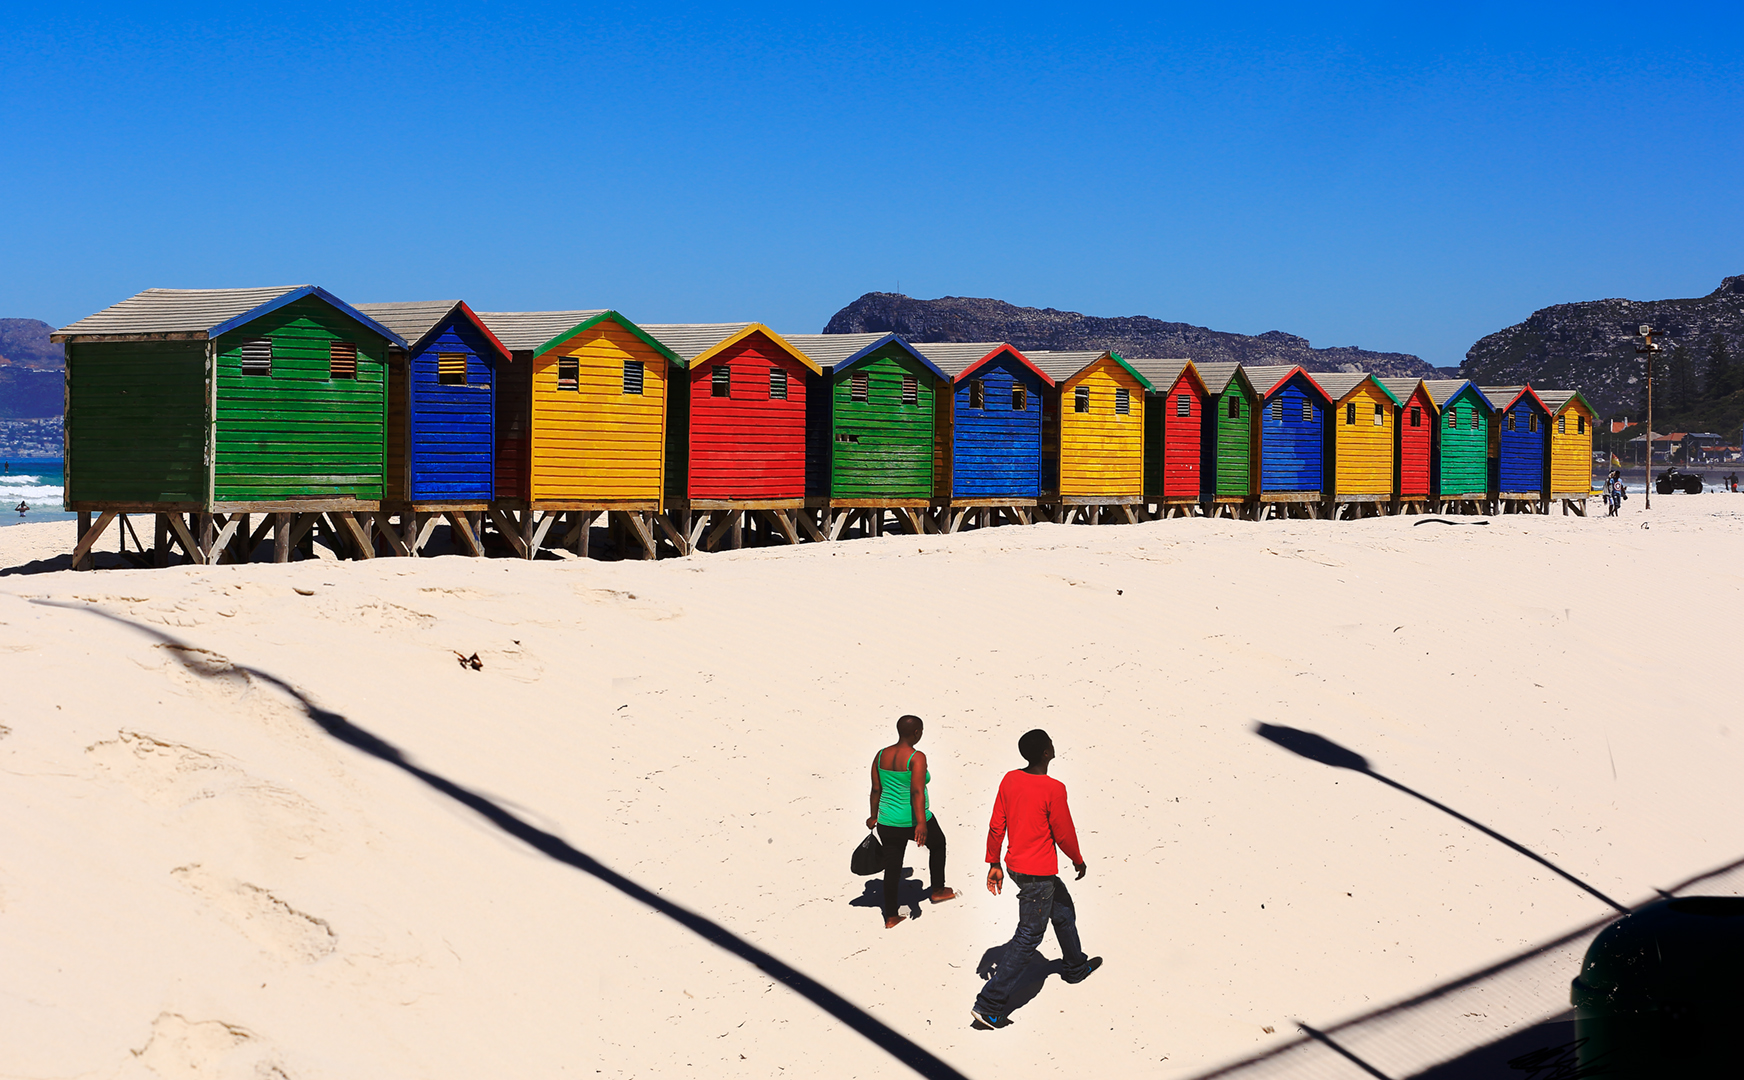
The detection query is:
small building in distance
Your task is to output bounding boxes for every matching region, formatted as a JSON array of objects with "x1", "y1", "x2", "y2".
[
  {"x1": 476, "y1": 310, "x2": 683, "y2": 560},
  {"x1": 1312, "y1": 372, "x2": 1404, "y2": 518},
  {"x1": 910, "y1": 341, "x2": 1055, "y2": 532},
  {"x1": 1025, "y1": 350, "x2": 1153, "y2": 523},
  {"x1": 1422, "y1": 380, "x2": 1495, "y2": 514},
  {"x1": 1195, "y1": 362, "x2": 1261, "y2": 518},
  {"x1": 1537, "y1": 388, "x2": 1598, "y2": 514},
  {"x1": 53, "y1": 286, "x2": 405, "y2": 567},
  {"x1": 355, "y1": 300, "x2": 511, "y2": 556},
  {"x1": 641, "y1": 323, "x2": 821, "y2": 551},
  {"x1": 1483, "y1": 385, "x2": 1553, "y2": 512},
  {"x1": 1378, "y1": 377, "x2": 1437, "y2": 513},
  {"x1": 1244, "y1": 365, "x2": 1333, "y2": 518},
  {"x1": 782, "y1": 332, "x2": 950, "y2": 540}
]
